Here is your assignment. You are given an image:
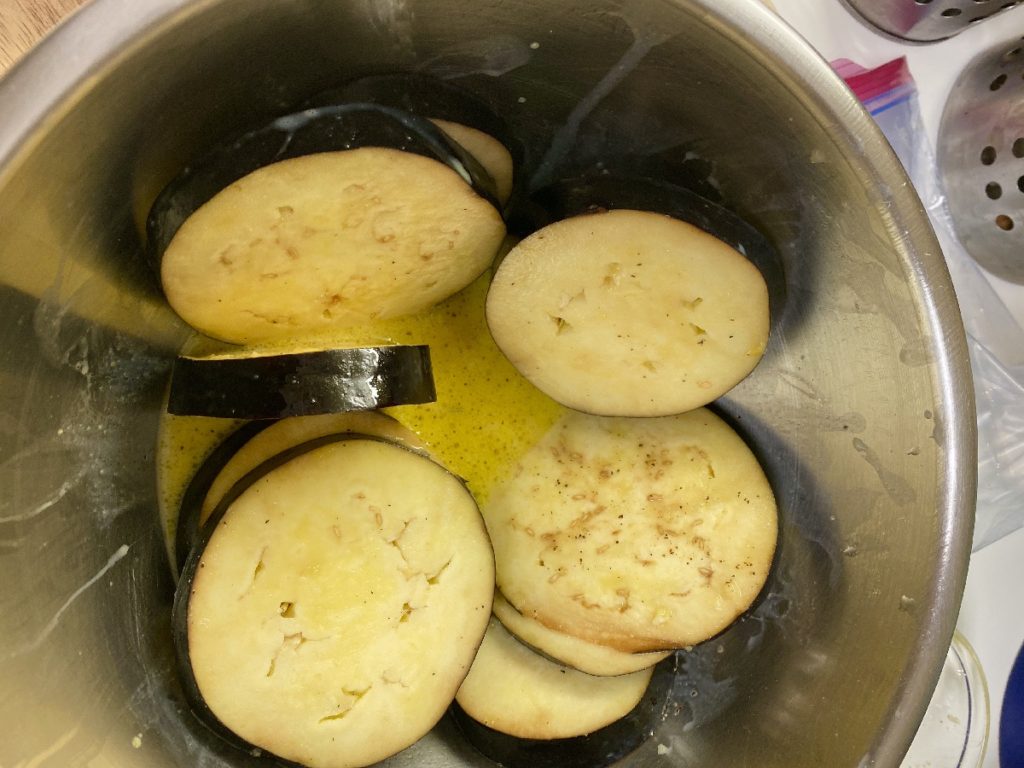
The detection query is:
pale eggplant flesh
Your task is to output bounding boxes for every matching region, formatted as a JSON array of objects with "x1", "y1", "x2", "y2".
[
  {"x1": 147, "y1": 102, "x2": 501, "y2": 268},
  {"x1": 449, "y1": 653, "x2": 676, "y2": 768},
  {"x1": 174, "y1": 434, "x2": 494, "y2": 768},
  {"x1": 173, "y1": 412, "x2": 428, "y2": 572},
  {"x1": 509, "y1": 174, "x2": 784, "y2": 320}
]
